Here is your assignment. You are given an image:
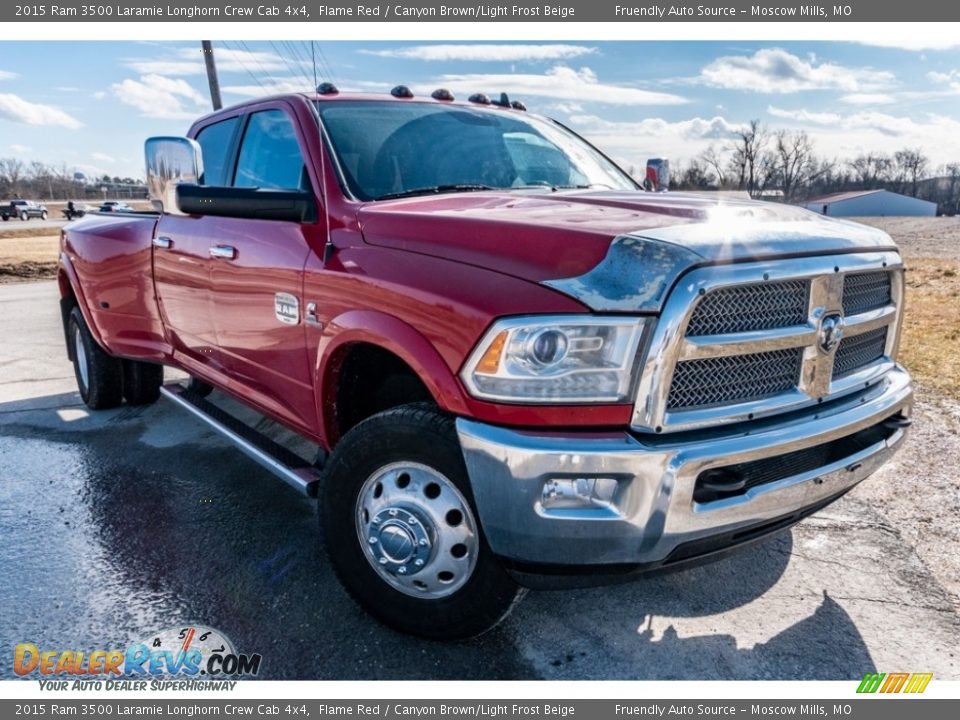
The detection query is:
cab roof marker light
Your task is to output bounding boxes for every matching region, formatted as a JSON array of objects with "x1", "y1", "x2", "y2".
[
  {"x1": 510, "y1": 101, "x2": 527, "y2": 111},
  {"x1": 431, "y1": 88, "x2": 455, "y2": 101},
  {"x1": 316, "y1": 82, "x2": 339, "y2": 95},
  {"x1": 391, "y1": 85, "x2": 414, "y2": 98},
  {"x1": 468, "y1": 93, "x2": 491, "y2": 105}
]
